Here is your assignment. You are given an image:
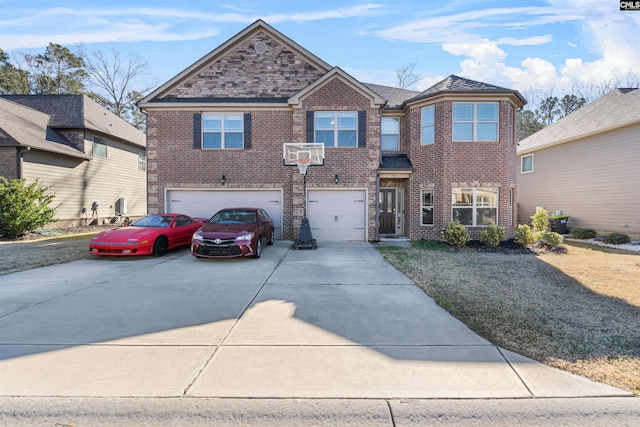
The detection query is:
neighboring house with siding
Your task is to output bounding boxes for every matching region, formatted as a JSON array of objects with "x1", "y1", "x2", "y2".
[
  {"x1": 517, "y1": 88, "x2": 640, "y2": 237},
  {"x1": 0, "y1": 95, "x2": 147, "y2": 228},
  {"x1": 139, "y1": 20, "x2": 525, "y2": 242}
]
